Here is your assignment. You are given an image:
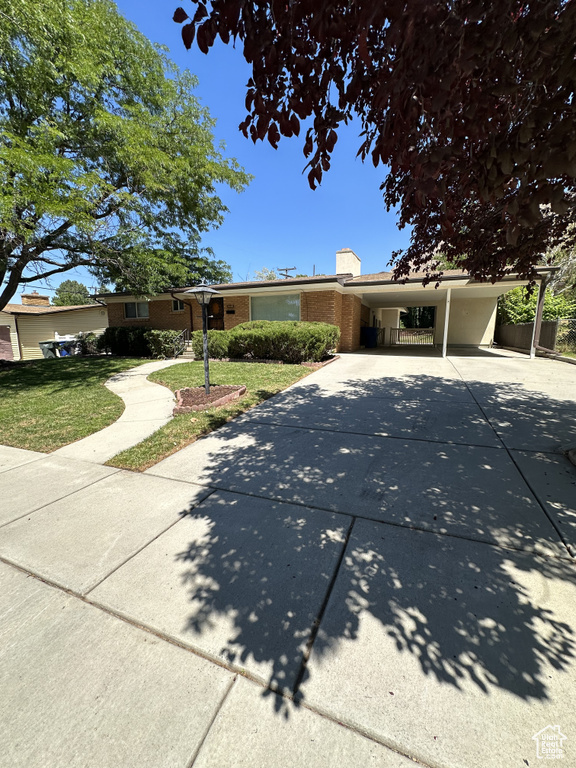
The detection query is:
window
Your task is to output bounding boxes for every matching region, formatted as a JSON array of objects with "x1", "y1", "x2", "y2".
[
  {"x1": 251, "y1": 294, "x2": 300, "y2": 322},
  {"x1": 124, "y1": 301, "x2": 149, "y2": 319},
  {"x1": 172, "y1": 299, "x2": 185, "y2": 312}
]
